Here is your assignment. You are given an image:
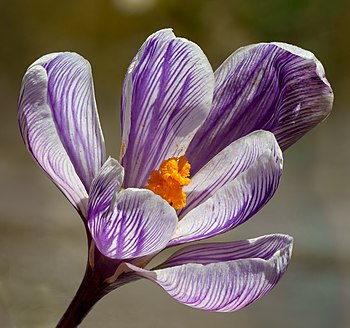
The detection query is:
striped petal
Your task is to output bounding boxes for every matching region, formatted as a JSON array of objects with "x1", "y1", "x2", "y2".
[
  {"x1": 186, "y1": 42, "x2": 333, "y2": 174},
  {"x1": 18, "y1": 53, "x2": 105, "y2": 216},
  {"x1": 88, "y1": 157, "x2": 124, "y2": 219},
  {"x1": 88, "y1": 179, "x2": 178, "y2": 259},
  {"x1": 125, "y1": 234, "x2": 293, "y2": 312},
  {"x1": 170, "y1": 141, "x2": 283, "y2": 245},
  {"x1": 179, "y1": 130, "x2": 281, "y2": 218},
  {"x1": 121, "y1": 29, "x2": 214, "y2": 188}
]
